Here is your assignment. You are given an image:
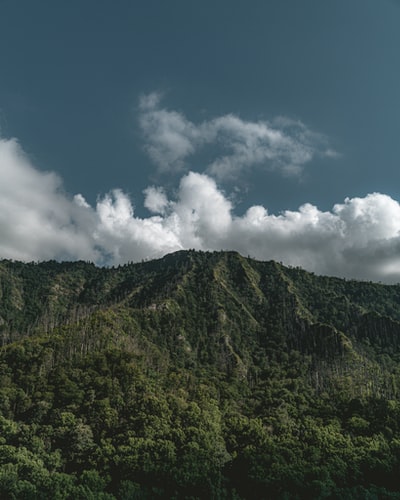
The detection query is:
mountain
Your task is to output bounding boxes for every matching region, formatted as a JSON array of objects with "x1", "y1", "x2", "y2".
[{"x1": 1, "y1": 250, "x2": 400, "y2": 498}]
